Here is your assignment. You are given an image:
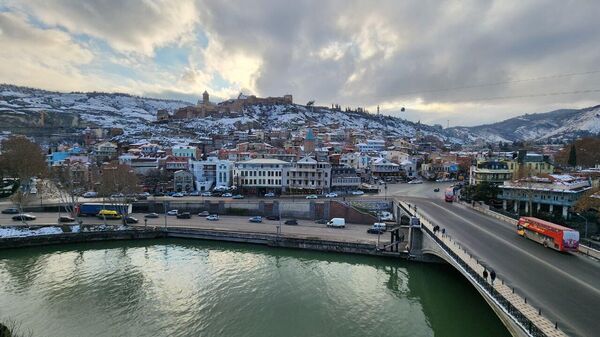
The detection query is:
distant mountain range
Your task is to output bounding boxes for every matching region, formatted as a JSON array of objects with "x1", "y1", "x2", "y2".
[
  {"x1": 448, "y1": 105, "x2": 600, "y2": 143},
  {"x1": 0, "y1": 84, "x2": 598, "y2": 144}
]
